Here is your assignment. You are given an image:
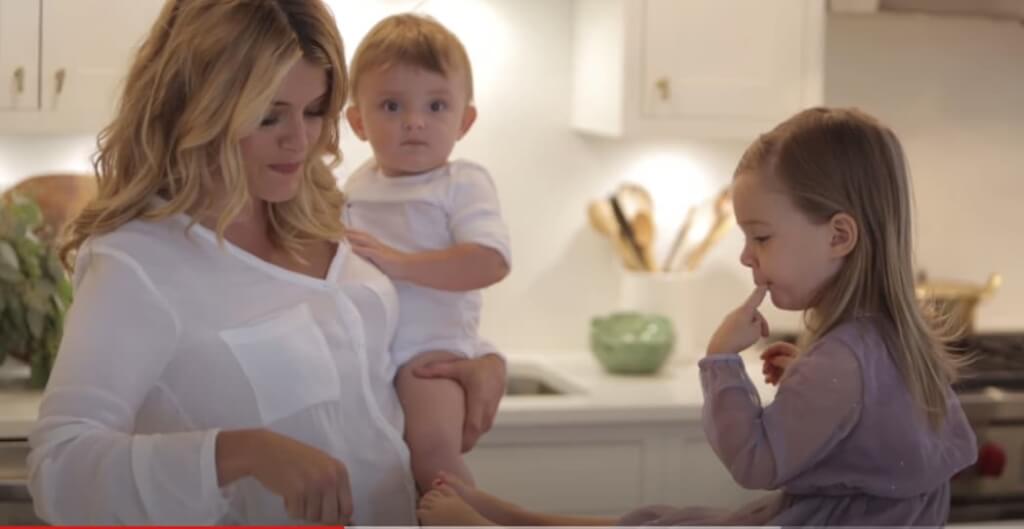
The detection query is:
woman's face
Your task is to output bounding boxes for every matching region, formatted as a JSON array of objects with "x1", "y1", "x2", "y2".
[{"x1": 239, "y1": 59, "x2": 328, "y2": 204}]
